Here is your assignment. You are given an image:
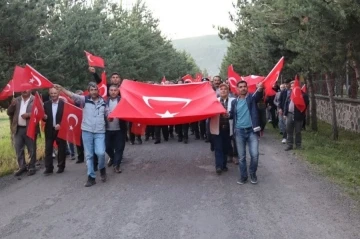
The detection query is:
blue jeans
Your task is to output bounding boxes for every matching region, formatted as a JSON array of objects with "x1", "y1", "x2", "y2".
[
  {"x1": 105, "y1": 130, "x2": 126, "y2": 166},
  {"x1": 212, "y1": 127, "x2": 231, "y2": 169},
  {"x1": 82, "y1": 131, "x2": 105, "y2": 178},
  {"x1": 235, "y1": 128, "x2": 259, "y2": 179}
]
